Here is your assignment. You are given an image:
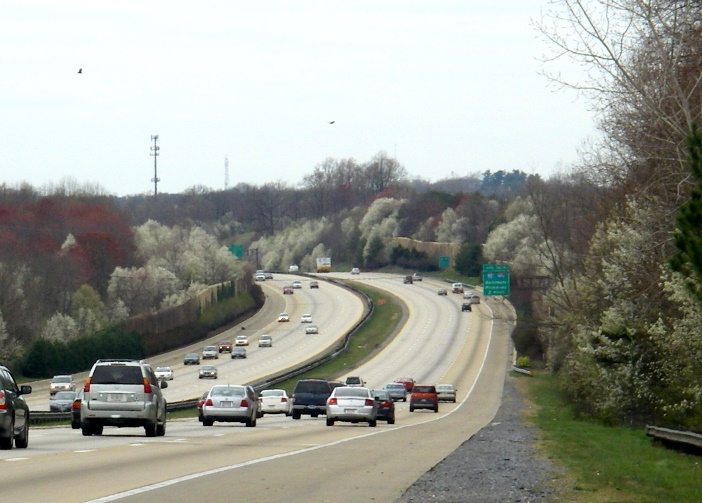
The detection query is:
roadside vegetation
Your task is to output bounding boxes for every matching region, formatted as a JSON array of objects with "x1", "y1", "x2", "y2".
[{"x1": 518, "y1": 372, "x2": 702, "y2": 502}]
